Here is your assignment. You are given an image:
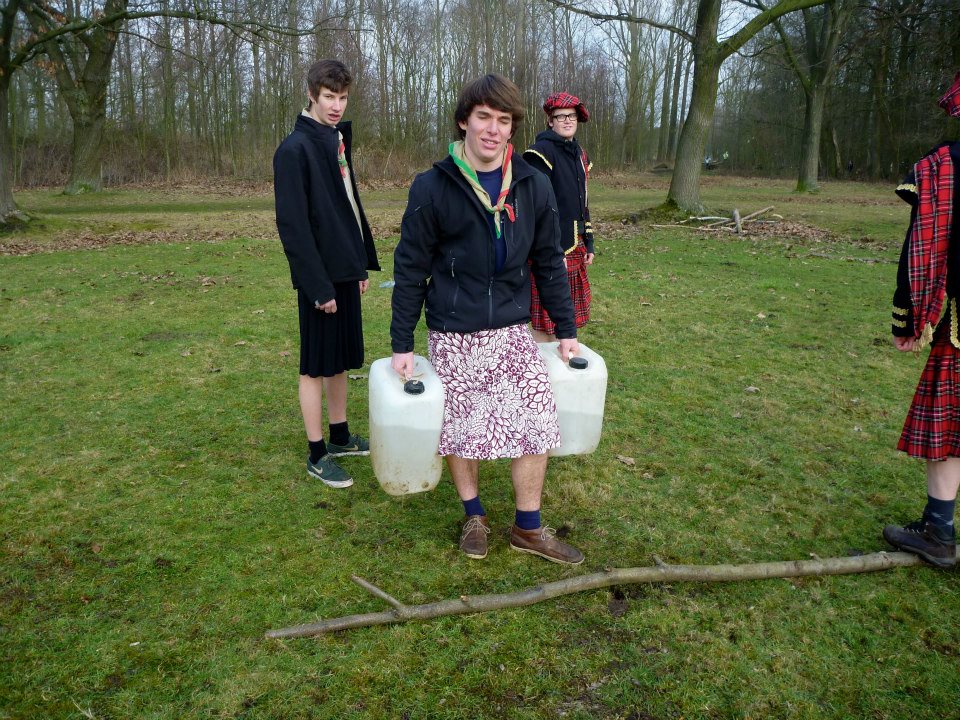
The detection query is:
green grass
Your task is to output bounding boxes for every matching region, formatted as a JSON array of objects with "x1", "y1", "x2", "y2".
[{"x1": 2, "y1": 176, "x2": 958, "y2": 719}]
